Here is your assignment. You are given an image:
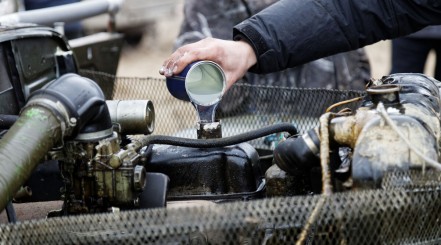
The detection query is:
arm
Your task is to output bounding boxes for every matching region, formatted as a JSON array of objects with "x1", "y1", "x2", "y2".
[
  {"x1": 161, "y1": 0, "x2": 441, "y2": 87},
  {"x1": 234, "y1": 0, "x2": 441, "y2": 73},
  {"x1": 160, "y1": 38, "x2": 257, "y2": 89}
]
